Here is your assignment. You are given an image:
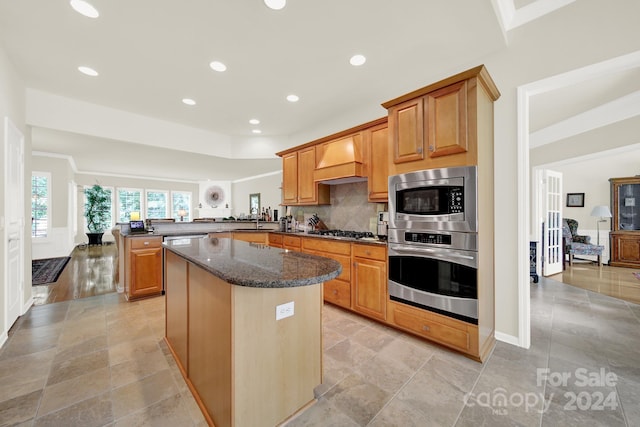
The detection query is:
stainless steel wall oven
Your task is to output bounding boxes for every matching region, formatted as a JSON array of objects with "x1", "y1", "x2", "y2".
[
  {"x1": 388, "y1": 166, "x2": 479, "y2": 324},
  {"x1": 388, "y1": 165, "x2": 477, "y2": 232}
]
